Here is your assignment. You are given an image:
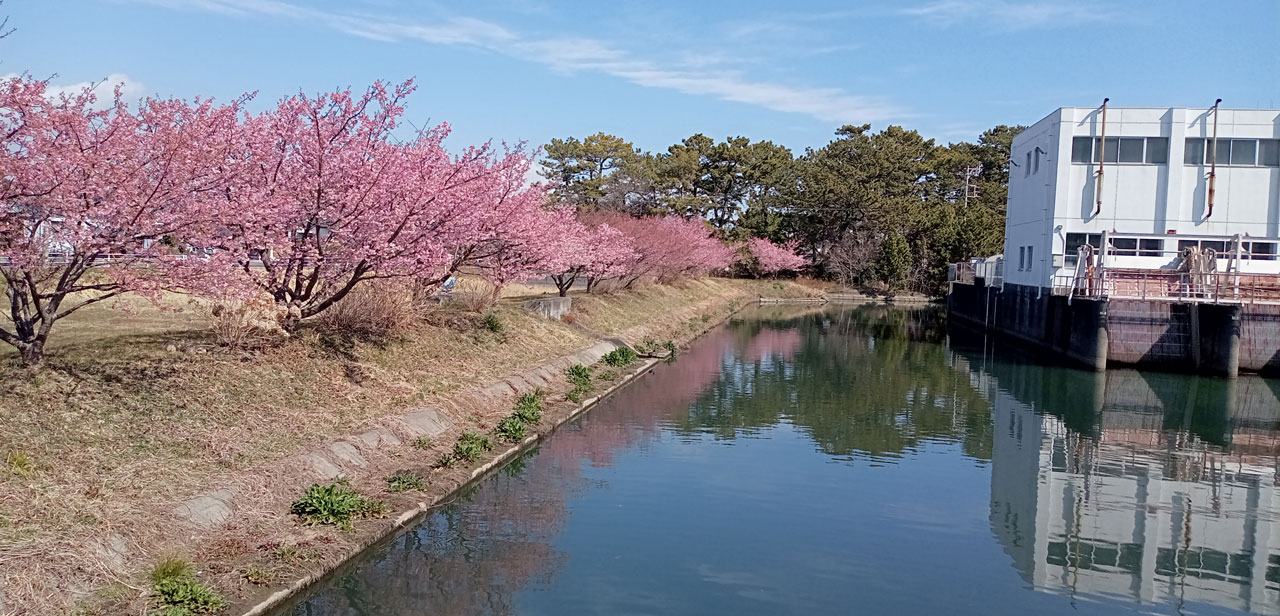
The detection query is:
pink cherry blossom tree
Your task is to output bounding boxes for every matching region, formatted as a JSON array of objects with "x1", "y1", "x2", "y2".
[
  {"x1": 550, "y1": 222, "x2": 637, "y2": 296},
  {"x1": 0, "y1": 75, "x2": 242, "y2": 365},
  {"x1": 747, "y1": 237, "x2": 808, "y2": 277},
  {"x1": 583, "y1": 212, "x2": 734, "y2": 289},
  {"x1": 214, "y1": 81, "x2": 542, "y2": 327}
]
